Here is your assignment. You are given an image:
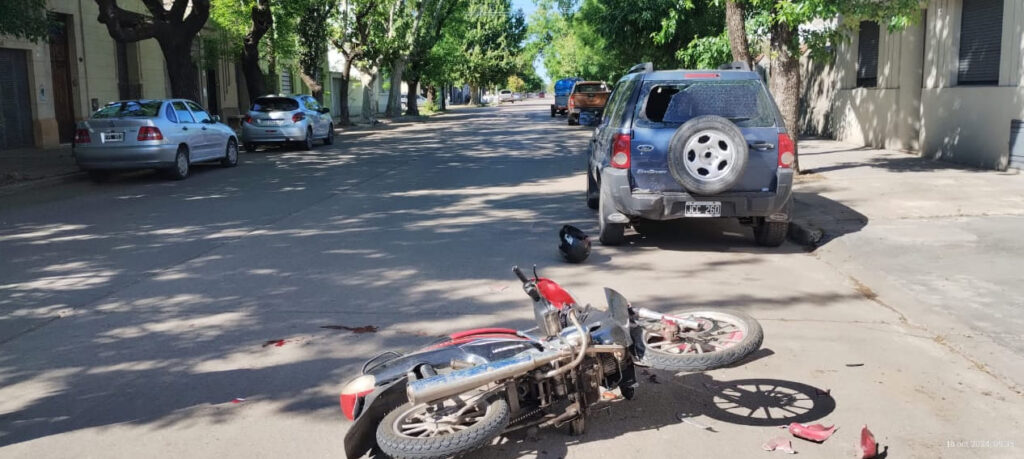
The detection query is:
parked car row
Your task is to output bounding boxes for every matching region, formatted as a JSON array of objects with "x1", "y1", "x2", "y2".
[{"x1": 73, "y1": 93, "x2": 337, "y2": 182}]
